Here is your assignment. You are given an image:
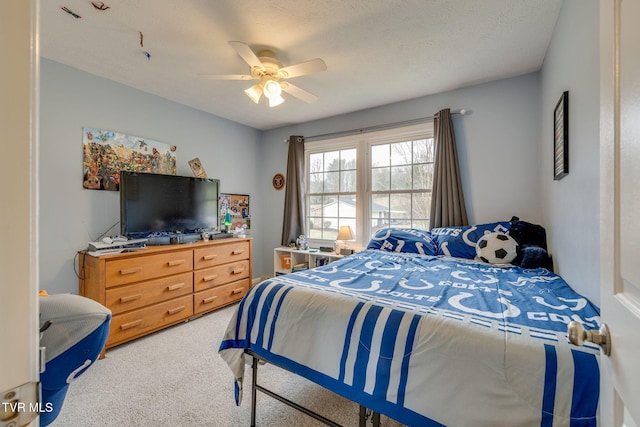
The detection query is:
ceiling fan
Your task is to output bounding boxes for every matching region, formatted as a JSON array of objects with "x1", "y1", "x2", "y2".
[{"x1": 200, "y1": 41, "x2": 327, "y2": 107}]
